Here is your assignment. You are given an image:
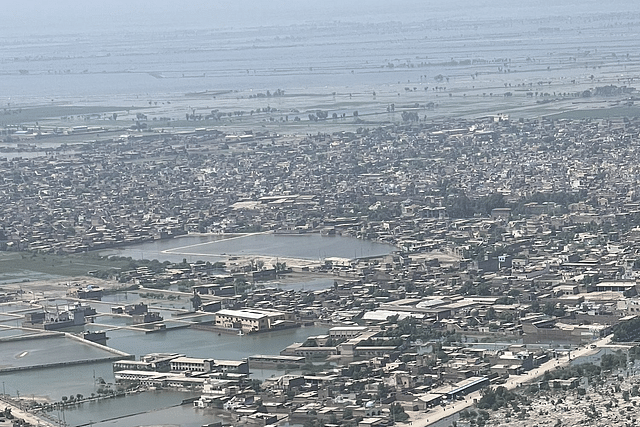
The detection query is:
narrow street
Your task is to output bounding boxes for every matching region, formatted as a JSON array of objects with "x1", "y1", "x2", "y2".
[{"x1": 407, "y1": 335, "x2": 613, "y2": 426}]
